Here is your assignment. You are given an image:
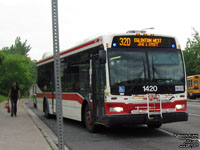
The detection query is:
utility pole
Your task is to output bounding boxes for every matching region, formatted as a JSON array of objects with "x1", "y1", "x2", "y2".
[{"x1": 51, "y1": 0, "x2": 64, "y2": 150}]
